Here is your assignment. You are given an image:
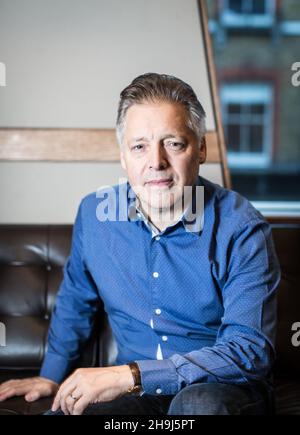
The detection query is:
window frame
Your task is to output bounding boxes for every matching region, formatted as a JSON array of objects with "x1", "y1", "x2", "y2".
[
  {"x1": 221, "y1": 0, "x2": 276, "y2": 29},
  {"x1": 221, "y1": 82, "x2": 274, "y2": 169}
]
